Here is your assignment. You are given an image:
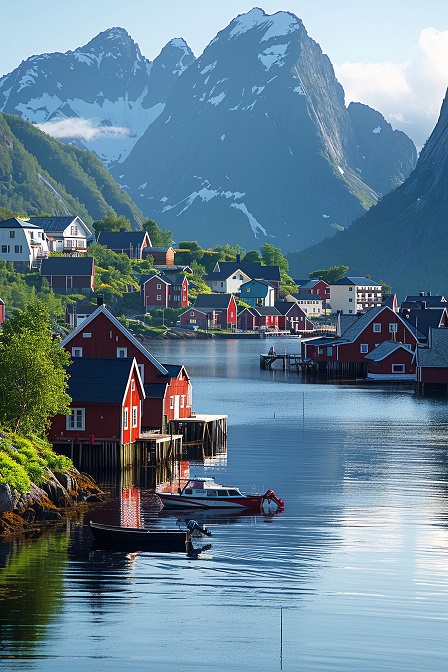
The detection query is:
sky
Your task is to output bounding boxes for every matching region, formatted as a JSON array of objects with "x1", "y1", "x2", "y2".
[{"x1": 2, "y1": 0, "x2": 448, "y2": 149}]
